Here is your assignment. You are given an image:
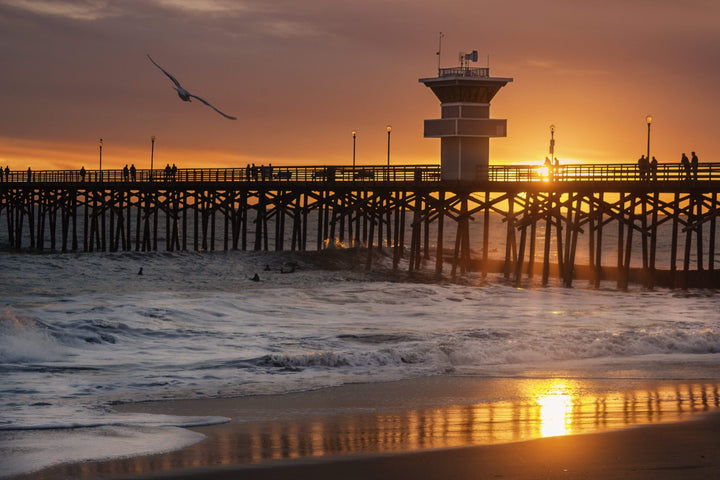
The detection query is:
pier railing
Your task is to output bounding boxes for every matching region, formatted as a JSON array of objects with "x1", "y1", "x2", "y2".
[
  {"x1": 2, "y1": 165, "x2": 440, "y2": 184},
  {"x1": 1, "y1": 162, "x2": 719, "y2": 184},
  {"x1": 481, "y1": 162, "x2": 720, "y2": 182}
]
